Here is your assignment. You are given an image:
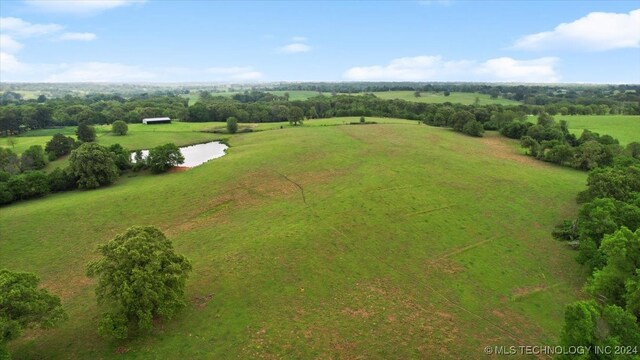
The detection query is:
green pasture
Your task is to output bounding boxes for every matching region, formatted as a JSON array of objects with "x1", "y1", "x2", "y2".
[
  {"x1": 1, "y1": 118, "x2": 418, "y2": 155},
  {"x1": 183, "y1": 90, "x2": 329, "y2": 105},
  {"x1": 1, "y1": 119, "x2": 587, "y2": 359},
  {"x1": 371, "y1": 91, "x2": 521, "y2": 105},
  {"x1": 560, "y1": 115, "x2": 640, "y2": 145}
]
